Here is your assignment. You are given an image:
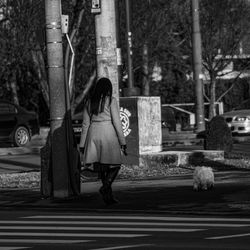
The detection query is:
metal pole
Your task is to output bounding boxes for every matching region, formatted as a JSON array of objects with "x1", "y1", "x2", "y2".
[
  {"x1": 123, "y1": 0, "x2": 140, "y2": 96},
  {"x1": 191, "y1": 0, "x2": 205, "y2": 132},
  {"x1": 45, "y1": 0, "x2": 70, "y2": 198},
  {"x1": 125, "y1": 0, "x2": 133, "y2": 89},
  {"x1": 115, "y1": 0, "x2": 122, "y2": 93}
]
